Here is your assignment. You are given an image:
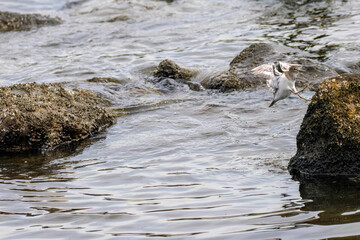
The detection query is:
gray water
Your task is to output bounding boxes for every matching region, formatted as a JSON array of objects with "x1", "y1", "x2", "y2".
[{"x1": 0, "y1": 0, "x2": 360, "y2": 239}]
